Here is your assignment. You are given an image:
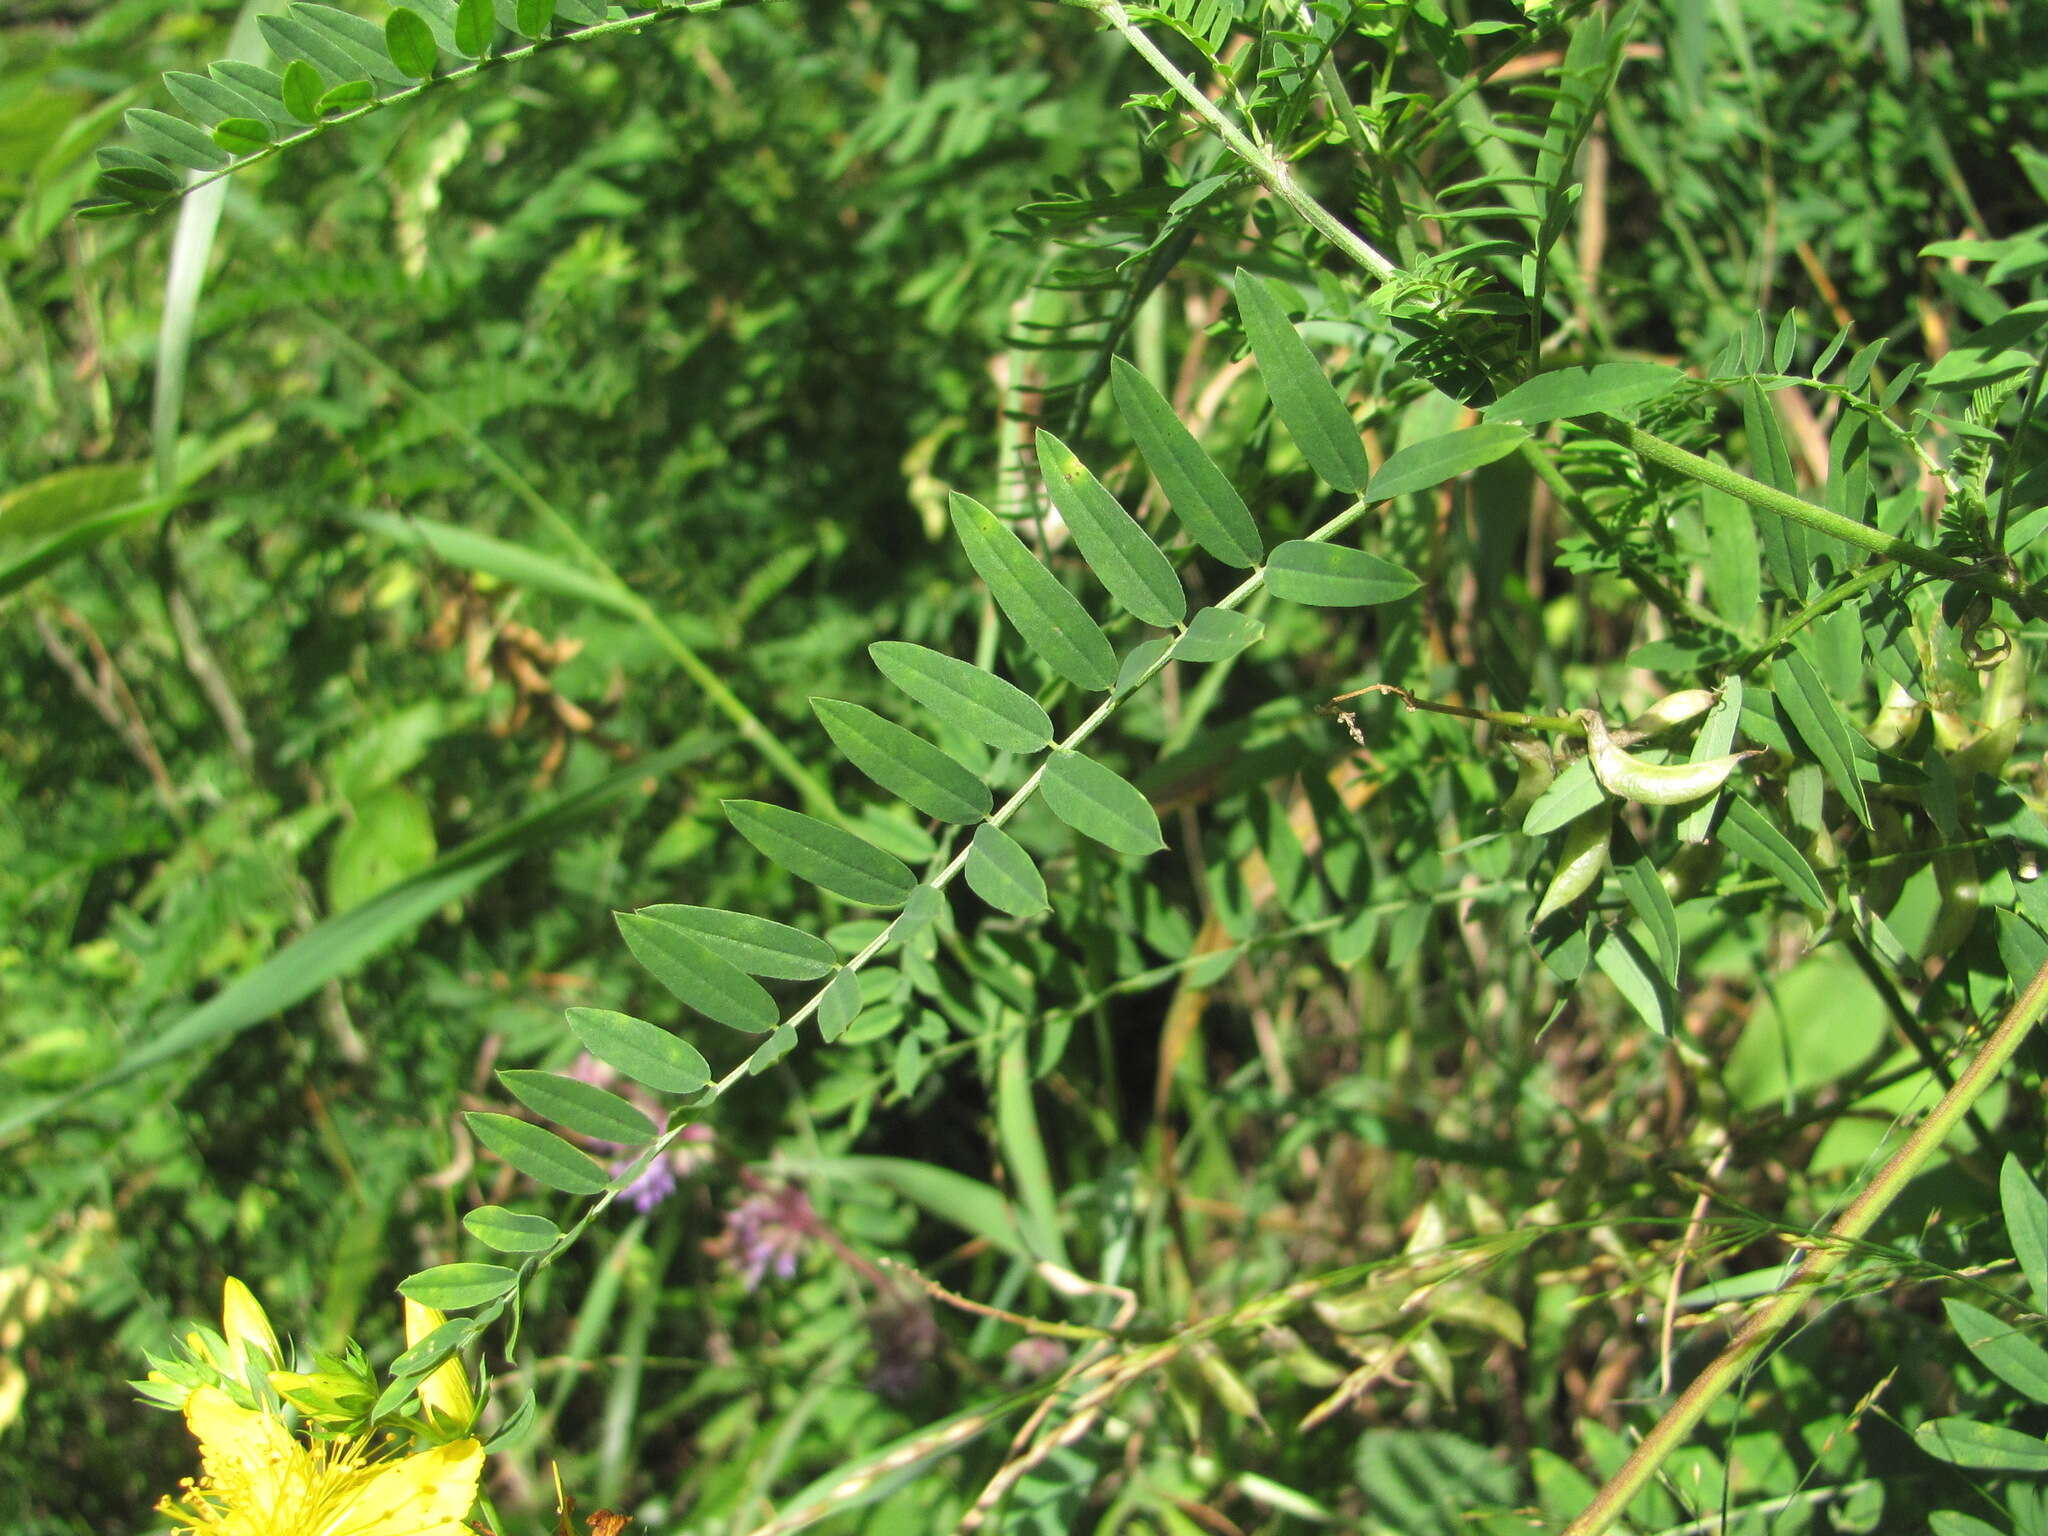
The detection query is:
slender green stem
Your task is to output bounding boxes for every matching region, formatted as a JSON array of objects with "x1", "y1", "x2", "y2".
[
  {"x1": 1564, "y1": 952, "x2": 2048, "y2": 1536},
  {"x1": 1733, "y1": 560, "x2": 1899, "y2": 672},
  {"x1": 1327, "y1": 682, "x2": 1581, "y2": 738}
]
